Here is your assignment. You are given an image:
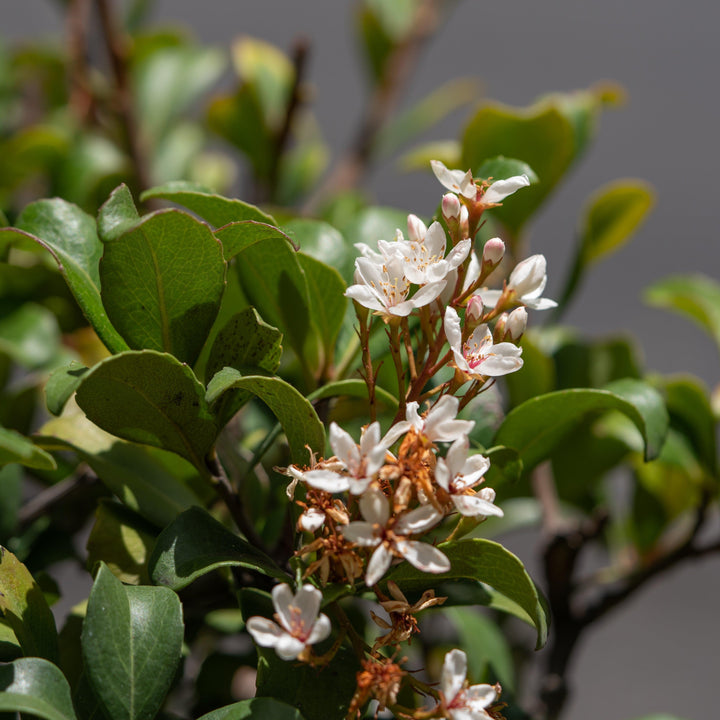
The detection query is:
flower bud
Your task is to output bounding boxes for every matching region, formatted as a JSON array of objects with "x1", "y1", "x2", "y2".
[
  {"x1": 466, "y1": 294, "x2": 484, "y2": 322},
  {"x1": 442, "y1": 193, "x2": 461, "y2": 221},
  {"x1": 407, "y1": 213, "x2": 426, "y2": 244},
  {"x1": 493, "y1": 313, "x2": 508, "y2": 342},
  {"x1": 482, "y1": 238, "x2": 505, "y2": 268},
  {"x1": 505, "y1": 307, "x2": 528, "y2": 342}
]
